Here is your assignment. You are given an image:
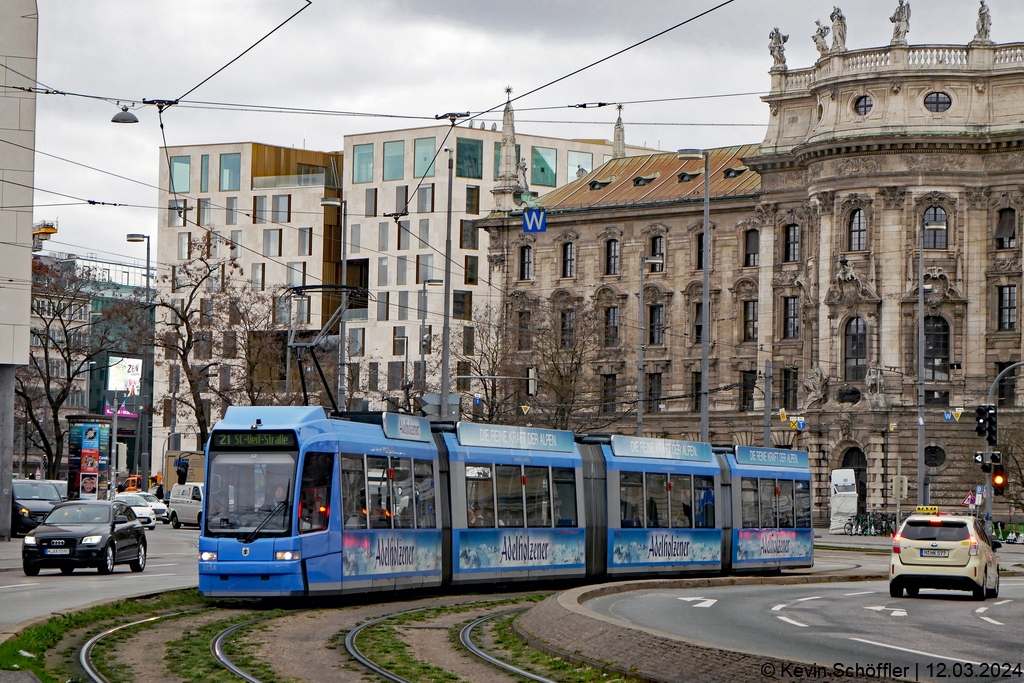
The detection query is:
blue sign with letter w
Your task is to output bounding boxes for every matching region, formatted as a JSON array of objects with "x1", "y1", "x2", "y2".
[{"x1": 523, "y1": 209, "x2": 546, "y2": 233}]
